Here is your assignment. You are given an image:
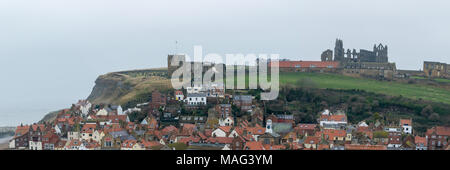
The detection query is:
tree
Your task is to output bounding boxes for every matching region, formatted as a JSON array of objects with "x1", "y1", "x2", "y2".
[
  {"x1": 168, "y1": 143, "x2": 188, "y2": 150},
  {"x1": 429, "y1": 113, "x2": 440, "y2": 121},
  {"x1": 421, "y1": 105, "x2": 433, "y2": 117}
]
